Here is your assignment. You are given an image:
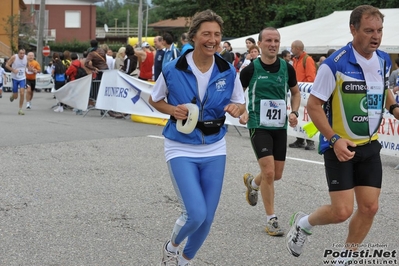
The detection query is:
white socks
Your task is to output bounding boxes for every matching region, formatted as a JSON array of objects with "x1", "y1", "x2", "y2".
[
  {"x1": 267, "y1": 214, "x2": 277, "y2": 221},
  {"x1": 166, "y1": 241, "x2": 191, "y2": 265},
  {"x1": 298, "y1": 215, "x2": 313, "y2": 232},
  {"x1": 178, "y1": 255, "x2": 190, "y2": 266},
  {"x1": 251, "y1": 179, "x2": 259, "y2": 190},
  {"x1": 166, "y1": 241, "x2": 179, "y2": 253}
]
